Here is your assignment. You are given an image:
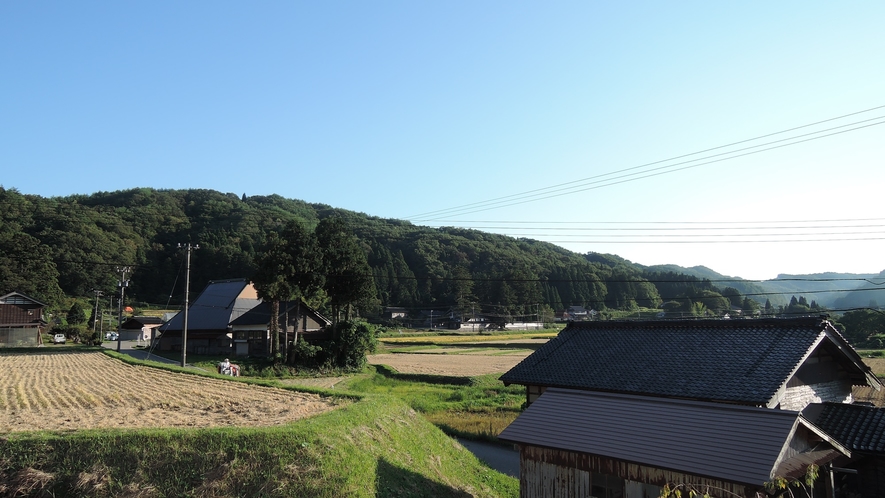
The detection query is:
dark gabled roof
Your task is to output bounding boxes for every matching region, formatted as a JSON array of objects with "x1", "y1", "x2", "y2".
[
  {"x1": 803, "y1": 402, "x2": 885, "y2": 454},
  {"x1": 499, "y1": 388, "x2": 844, "y2": 487},
  {"x1": 229, "y1": 299, "x2": 331, "y2": 328},
  {"x1": 160, "y1": 279, "x2": 259, "y2": 332},
  {"x1": 500, "y1": 317, "x2": 876, "y2": 405}
]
